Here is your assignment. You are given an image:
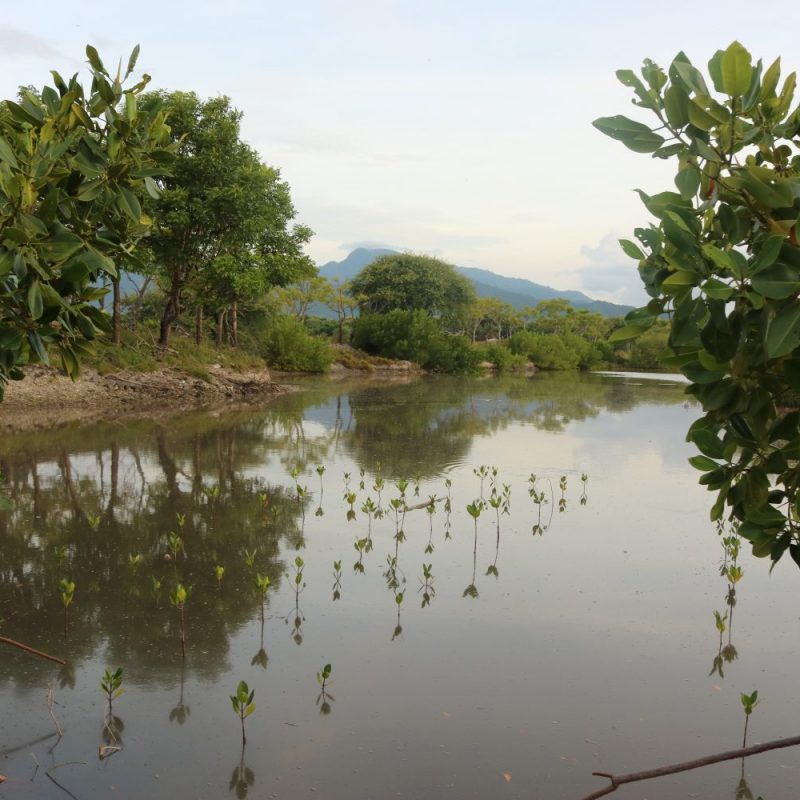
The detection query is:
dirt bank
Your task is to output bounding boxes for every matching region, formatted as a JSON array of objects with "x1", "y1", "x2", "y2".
[{"x1": 0, "y1": 365, "x2": 289, "y2": 434}]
